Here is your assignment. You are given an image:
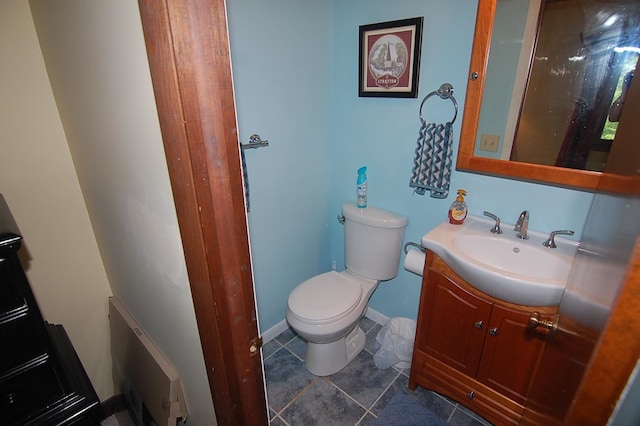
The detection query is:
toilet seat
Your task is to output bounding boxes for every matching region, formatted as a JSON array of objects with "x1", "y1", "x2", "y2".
[{"x1": 288, "y1": 271, "x2": 363, "y2": 325}]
